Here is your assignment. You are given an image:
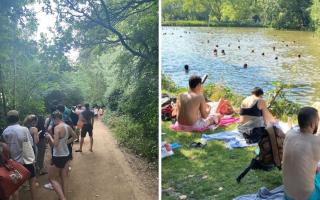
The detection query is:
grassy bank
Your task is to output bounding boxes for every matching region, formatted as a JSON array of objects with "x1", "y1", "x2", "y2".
[
  {"x1": 162, "y1": 20, "x2": 265, "y2": 28},
  {"x1": 162, "y1": 121, "x2": 282, "y2": 200},
  {"x1": 103, "y1": 112, "x2": 158, "y2": 162},
  {"x1": 161, "y1": 75, "x2": 300, "y2": 199}
]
